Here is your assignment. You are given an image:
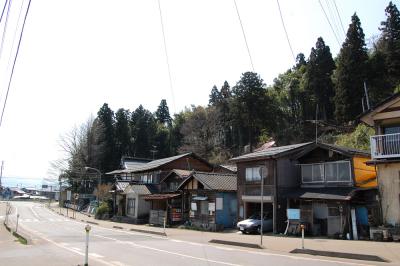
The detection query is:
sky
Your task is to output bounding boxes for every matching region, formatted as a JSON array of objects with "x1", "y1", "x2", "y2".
[{"x1": 0, "y1": 0, "x2": 396, "y2": 186}]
